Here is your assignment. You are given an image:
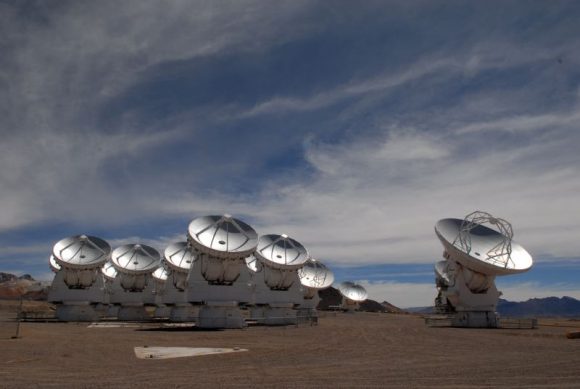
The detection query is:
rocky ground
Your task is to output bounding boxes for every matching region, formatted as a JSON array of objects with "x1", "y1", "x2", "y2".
[{"x1": 1, "y1": 300, "x2": 580, "y2": 388}]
